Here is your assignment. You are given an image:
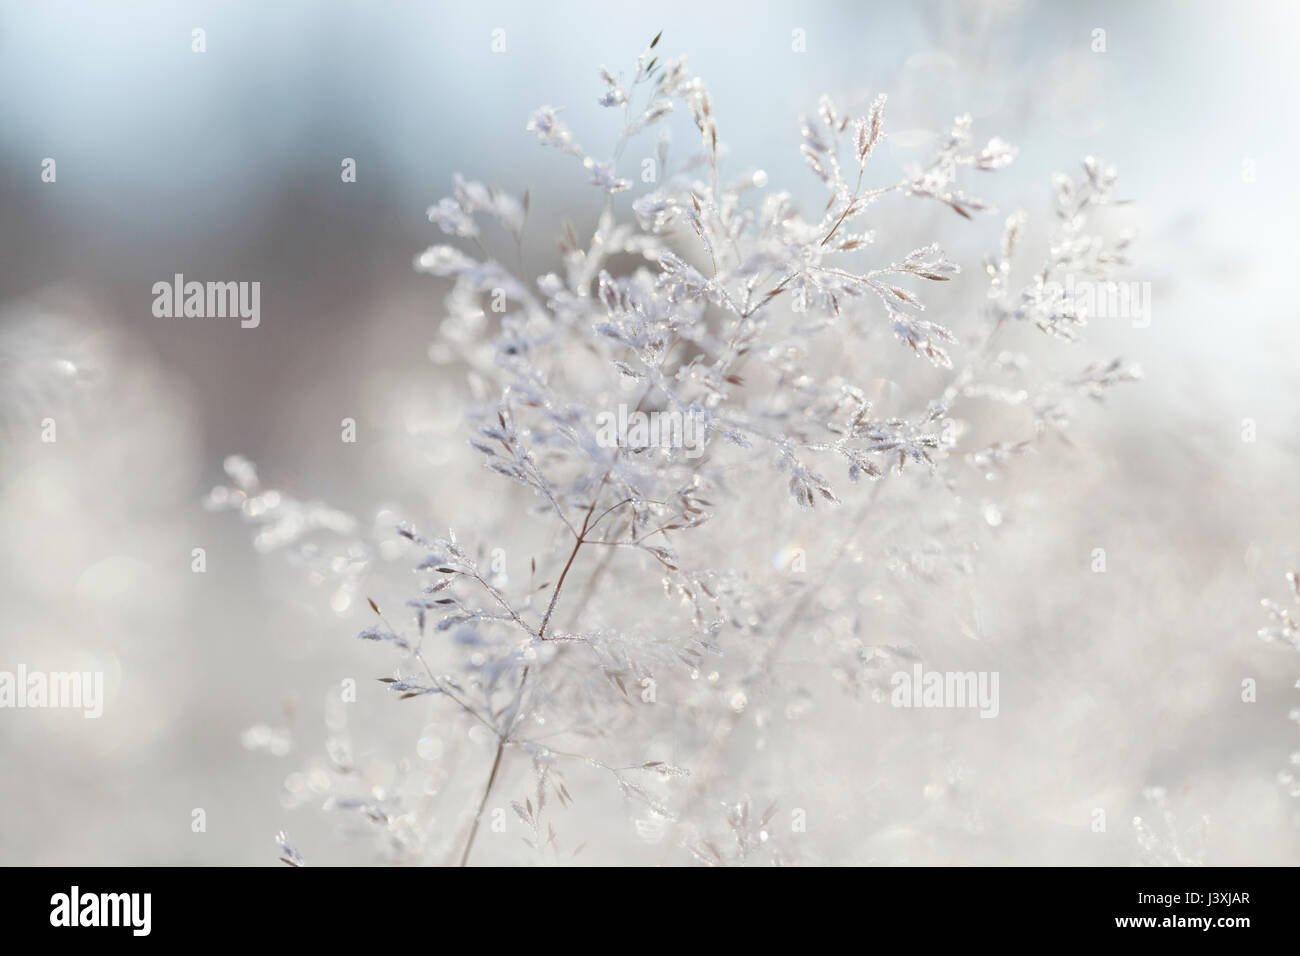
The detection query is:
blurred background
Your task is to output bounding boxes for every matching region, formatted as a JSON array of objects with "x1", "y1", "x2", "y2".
[{"x1": 1, "y1": 0, "x2": 1298, "y2": 864}]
